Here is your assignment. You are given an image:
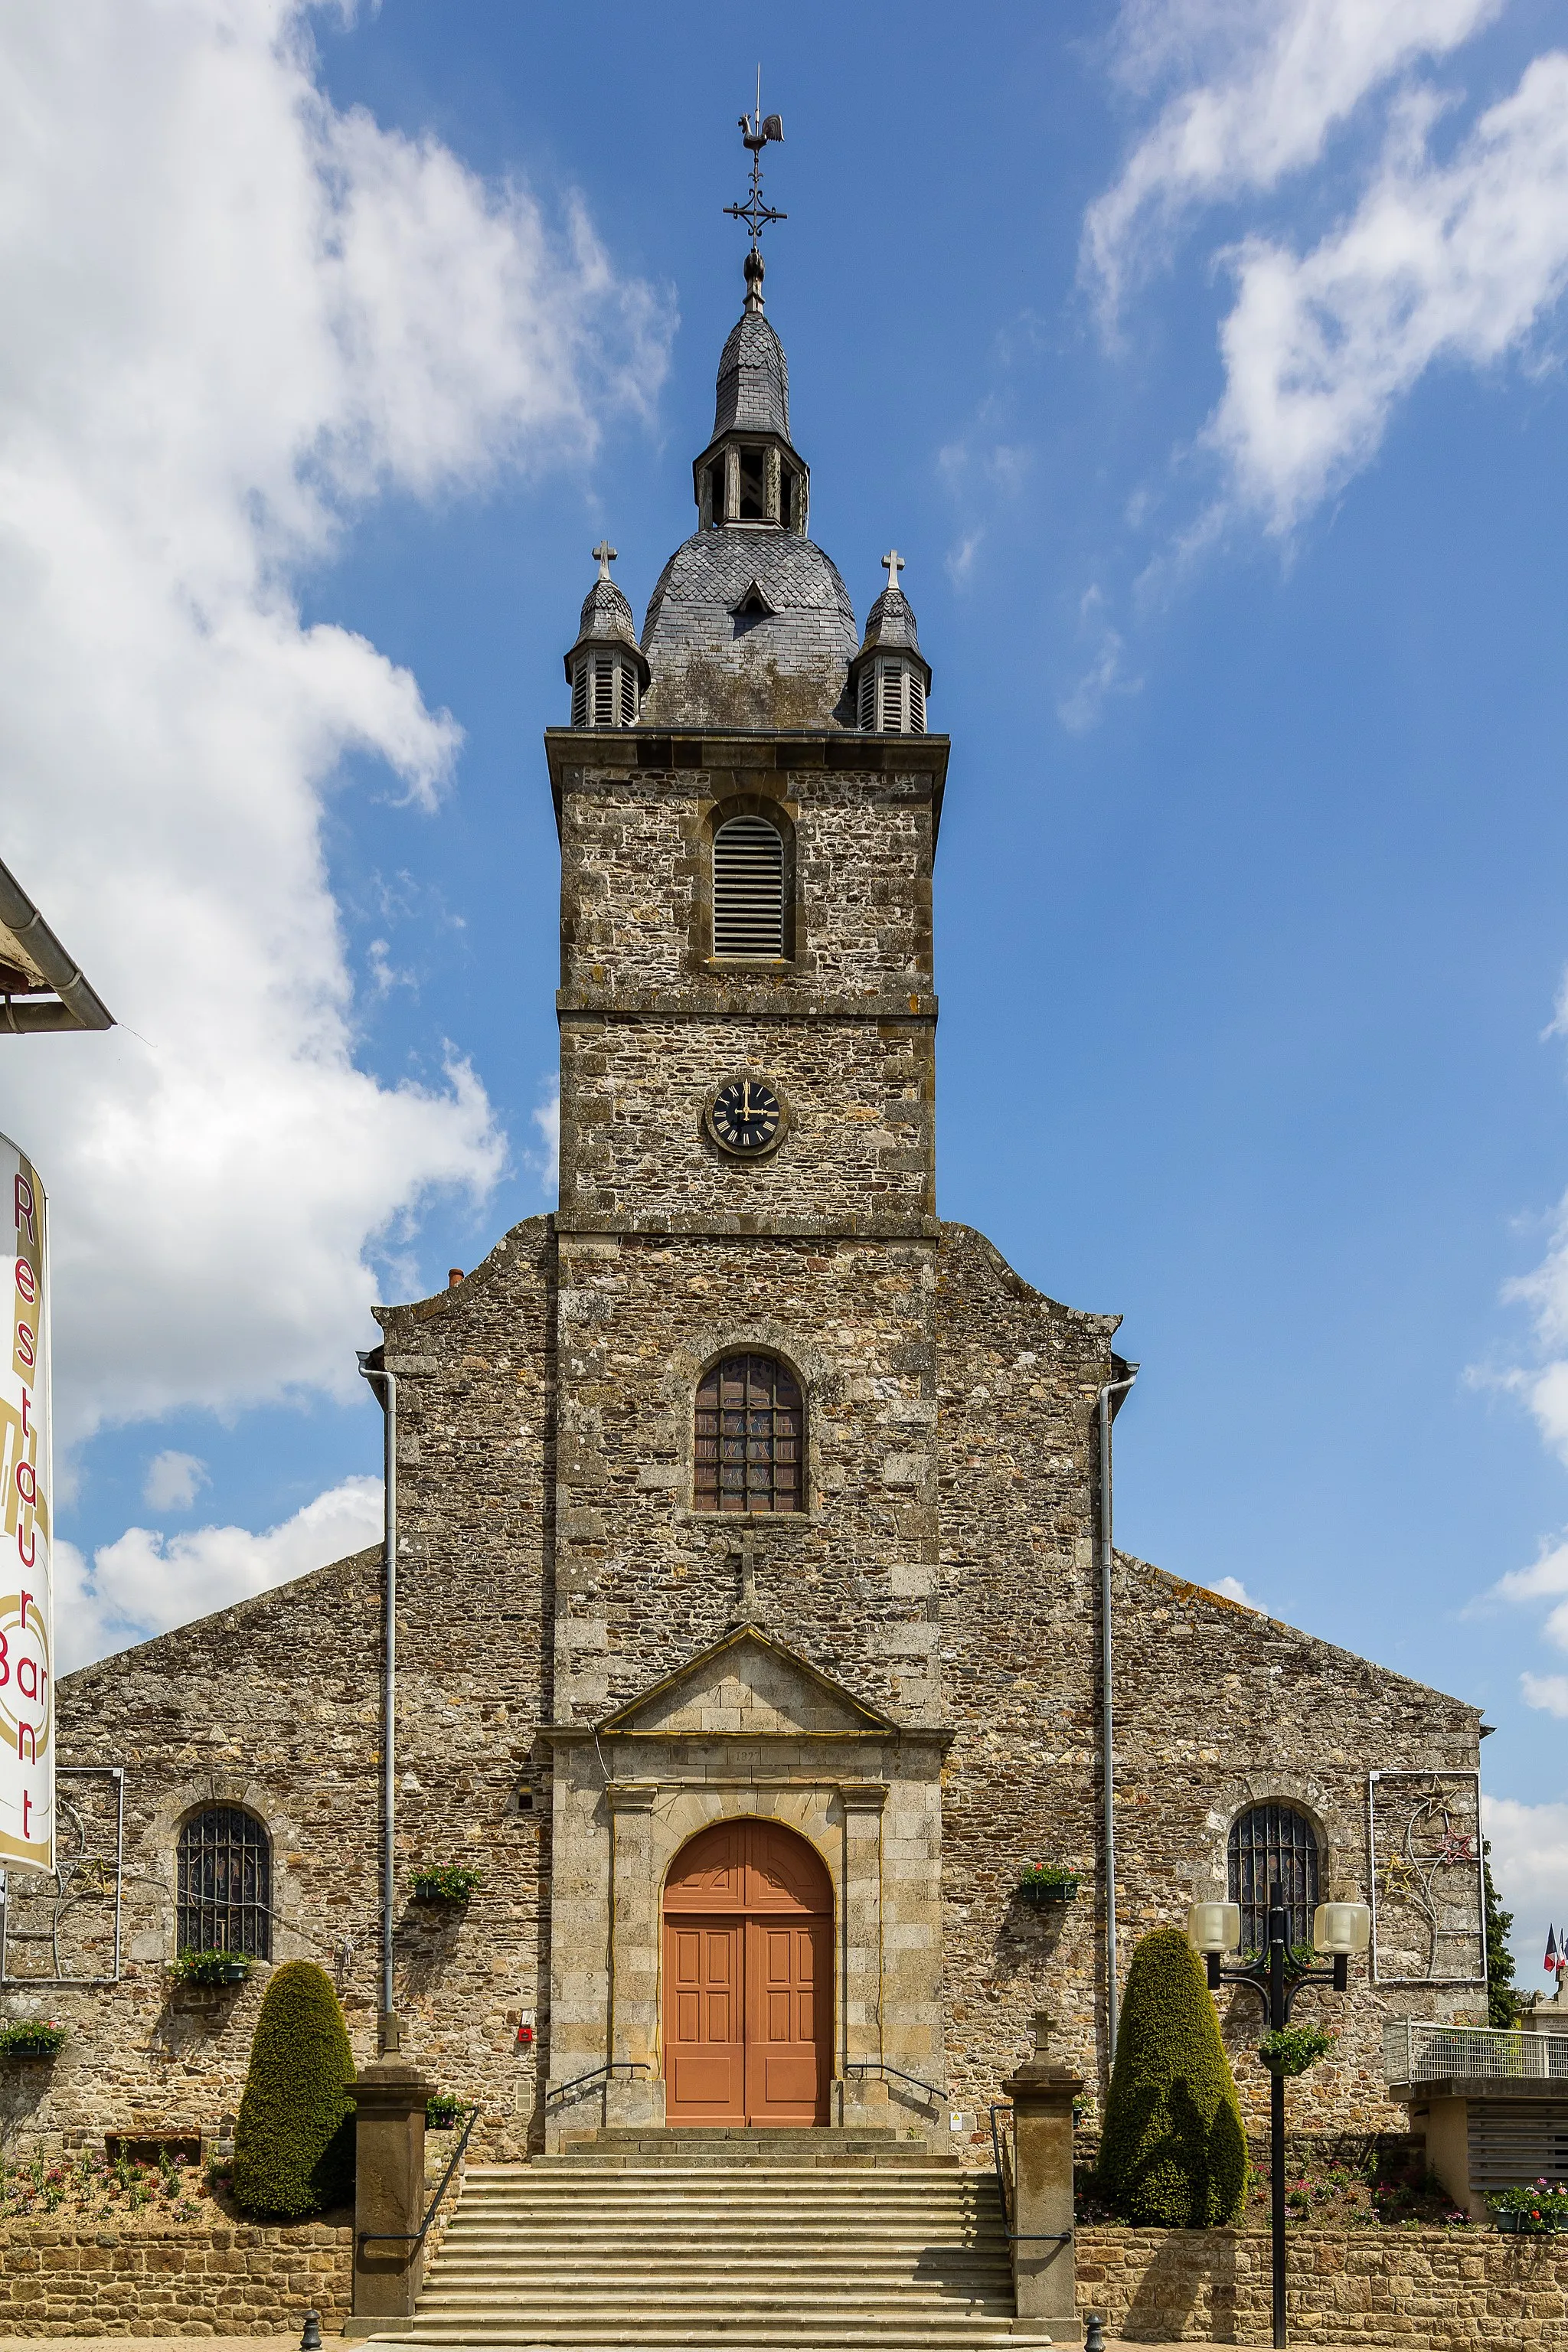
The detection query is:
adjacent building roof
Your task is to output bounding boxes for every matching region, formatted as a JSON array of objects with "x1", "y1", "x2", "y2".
[{"x1": 0, "y1": 854, "x2": 113, "y2": 1035}]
